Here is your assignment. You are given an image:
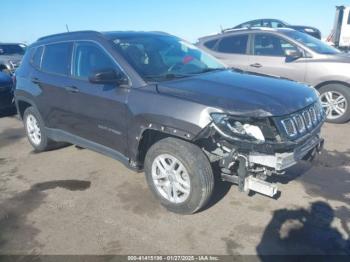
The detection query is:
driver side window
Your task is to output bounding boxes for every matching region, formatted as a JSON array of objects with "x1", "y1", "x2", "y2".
[
  {"x1": 253, "y1": 34, "x2": 299, "y2": 57},
  {"x1": 73, "y1": 42, "x2": 116, "y2": 80}
]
